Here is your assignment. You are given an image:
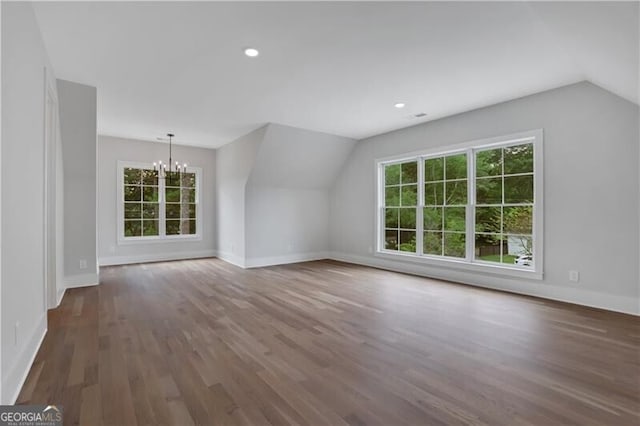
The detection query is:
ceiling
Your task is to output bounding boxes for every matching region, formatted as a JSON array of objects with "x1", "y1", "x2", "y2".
[{"x1": 32, "y1": 1, "x2": 639, "y2": 148}]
